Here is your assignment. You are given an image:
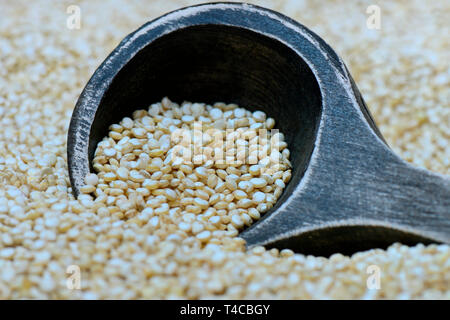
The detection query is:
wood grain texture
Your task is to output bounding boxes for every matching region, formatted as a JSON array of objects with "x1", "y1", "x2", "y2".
[{"x1": 67, "y1": 2, "x2": 449, "y2": 256}]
